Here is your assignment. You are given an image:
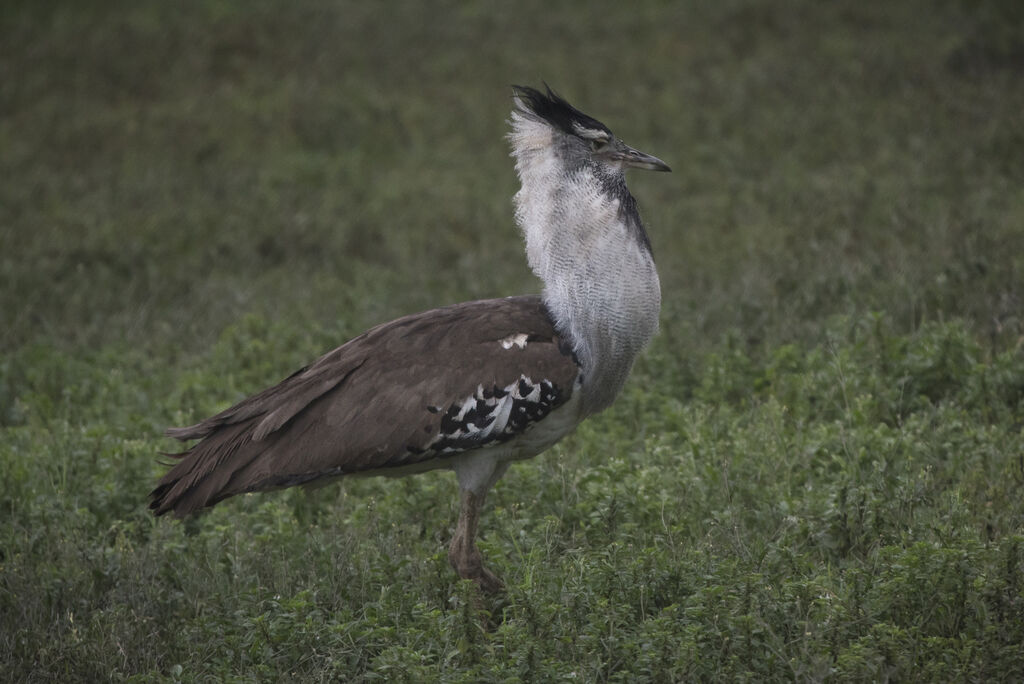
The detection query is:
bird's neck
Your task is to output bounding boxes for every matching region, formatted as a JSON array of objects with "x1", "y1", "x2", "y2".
[{"x1": 510, "y1": 118, "x2": 661, "y2": 416}]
